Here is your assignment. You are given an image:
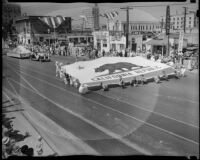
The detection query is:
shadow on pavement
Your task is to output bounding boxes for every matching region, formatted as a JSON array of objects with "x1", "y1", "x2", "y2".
[
  {"x1": 8, "y1": 130, "x2": 31, "y2": 142},
  {"x1": 2, "y1": 103, "x2": 20, "y2": 108},
  {"x1": 3, "y1": 109, "x2": 25, "y2": 113}
]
